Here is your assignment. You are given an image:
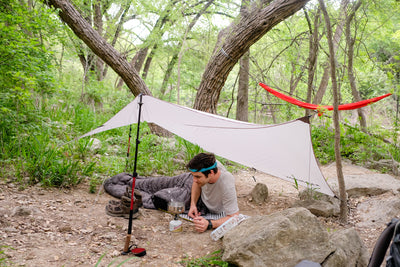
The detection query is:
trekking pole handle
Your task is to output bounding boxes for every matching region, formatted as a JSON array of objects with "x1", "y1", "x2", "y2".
[{"x1": 123, "y1": 234, "x2": 132, "y2": 254}]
